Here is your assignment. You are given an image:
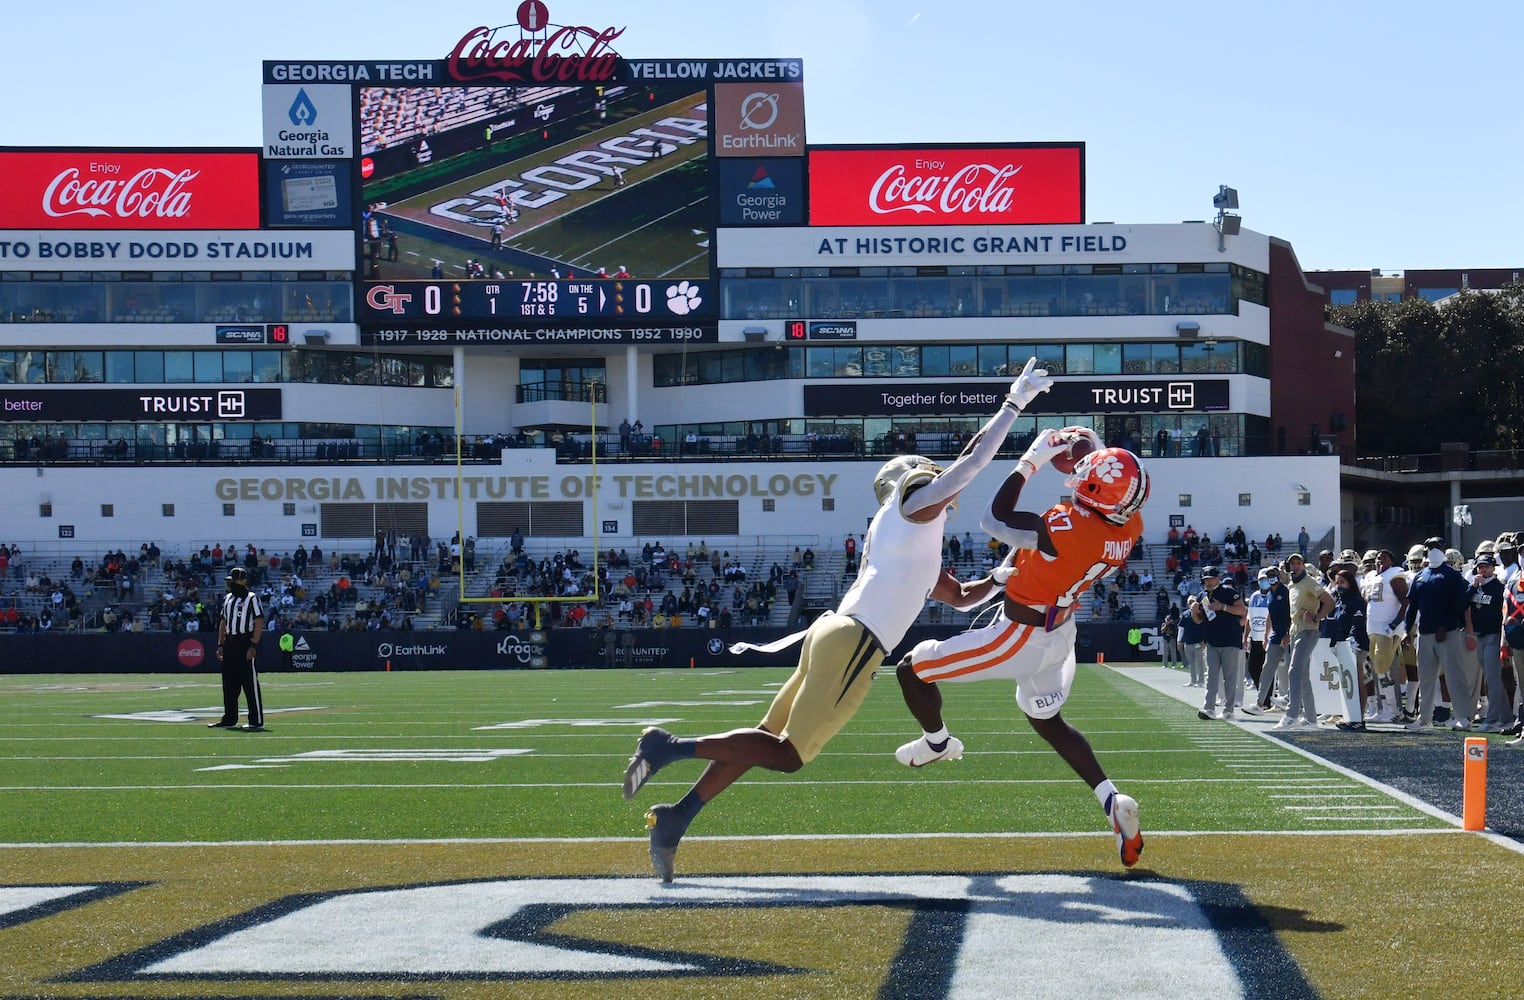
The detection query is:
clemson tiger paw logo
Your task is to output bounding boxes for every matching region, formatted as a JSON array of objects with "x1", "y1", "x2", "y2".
[
  {"x1": 666, "y1": 281, "x2": 702, "y2": 316},
  {"x1": 1092, "y1": 454, "x2": 1125, "y2": 483}
]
